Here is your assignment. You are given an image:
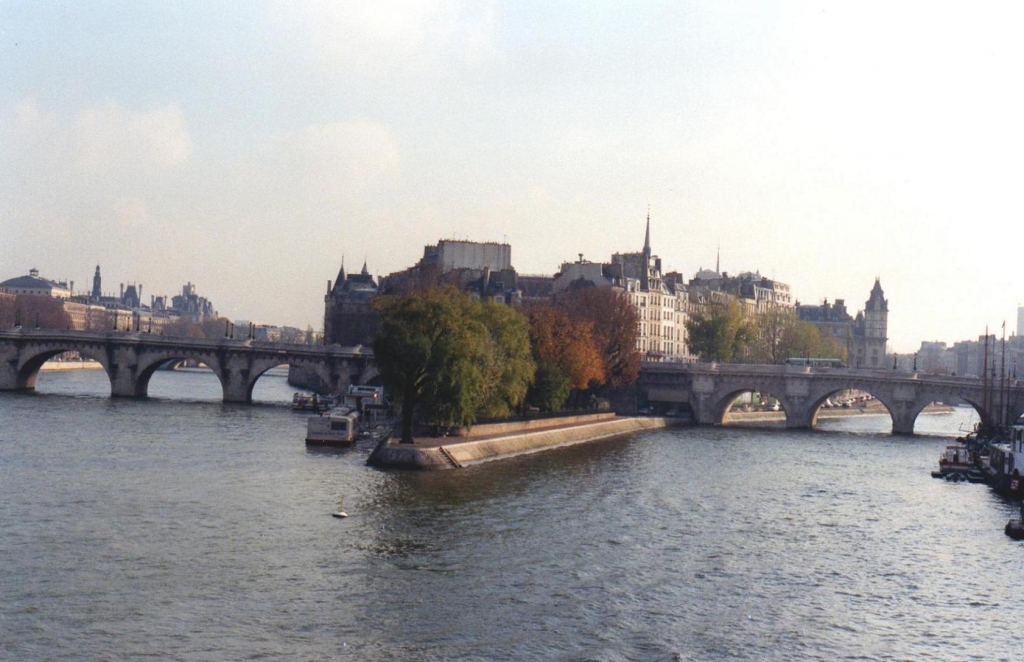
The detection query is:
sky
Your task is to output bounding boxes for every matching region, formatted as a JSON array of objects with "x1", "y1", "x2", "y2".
[{"x1": 2, "y1": 1, "x2": 1023, "y2": 352}]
